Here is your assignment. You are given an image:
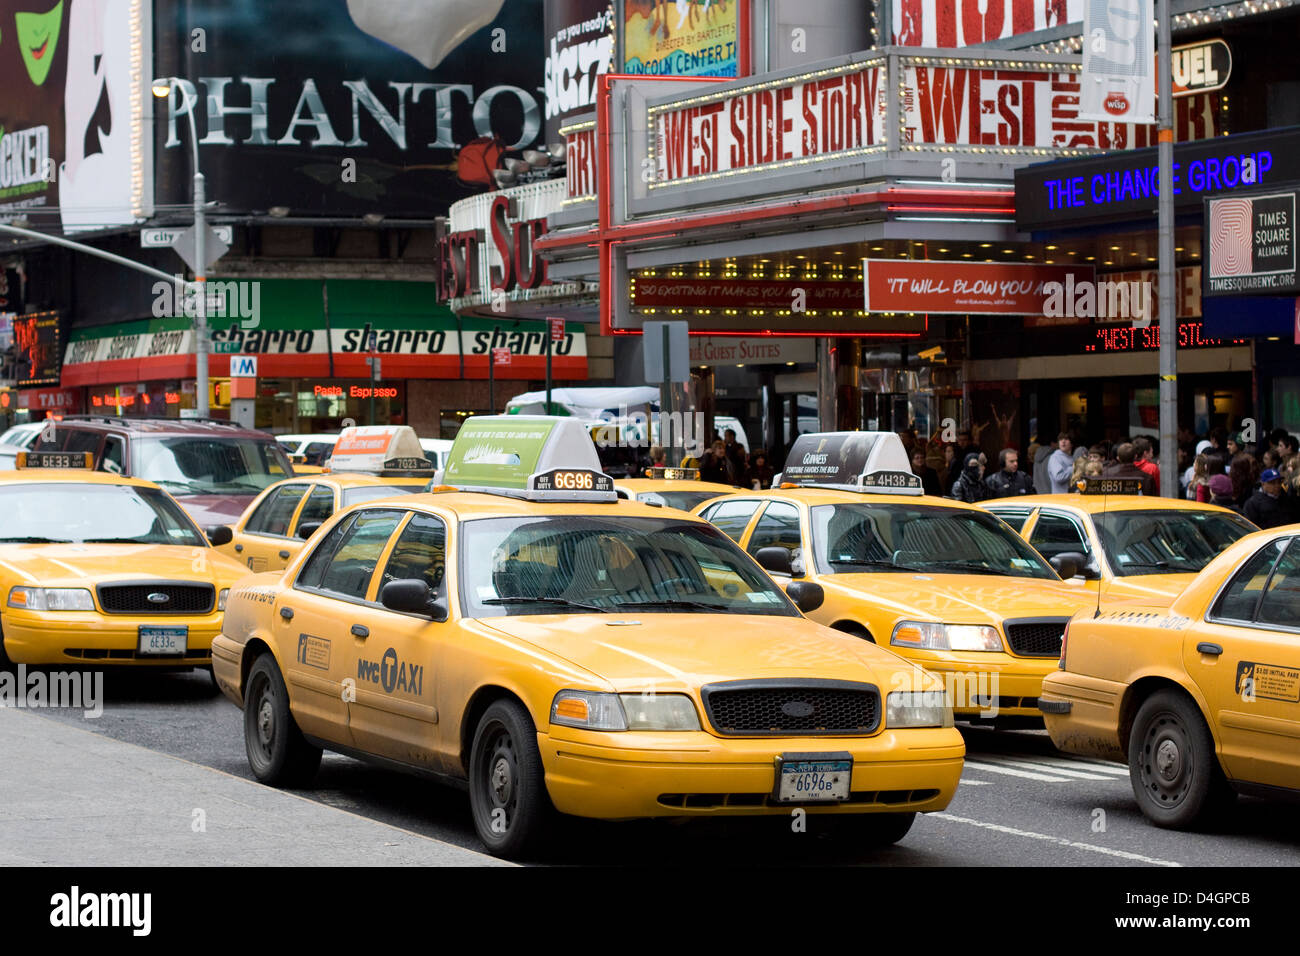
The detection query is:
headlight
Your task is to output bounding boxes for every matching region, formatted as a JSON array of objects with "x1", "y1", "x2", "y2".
[
  {"x1": 218, "y1": 589, "x2": 230, "y2": 611},
  {"x1": 890, "y1": 621, "x2": 1003, "y2": 652},
  {"x1": 619, "y1": 693, "x2": 700, "y2": 730},
  {"x1": 7, "y1": 587, "x2": 95, "y2": 612},
  {"x1": 887, "y1": 691, "x2": 954, "y2": 728},
  {"x1": 550, "y1": 690, "x2": 628, "y2": 731}
]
